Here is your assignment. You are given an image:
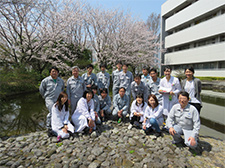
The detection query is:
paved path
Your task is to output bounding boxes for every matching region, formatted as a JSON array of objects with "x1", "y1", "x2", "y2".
[{"x1": 201, "y1": 90, "x2": 225, "y2": 99}]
